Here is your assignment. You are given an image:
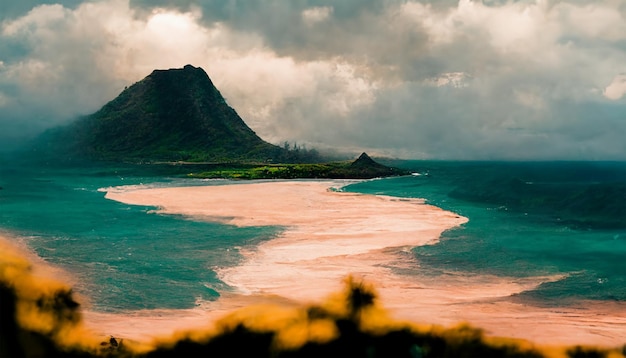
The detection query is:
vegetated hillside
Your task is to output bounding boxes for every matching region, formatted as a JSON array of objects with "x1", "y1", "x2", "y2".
[
  {"x1": 34, "y1": 65, "x2": 288, "y2": 163},
  {"x1": 188, "y1": 153, "x2": 410, "y2": 180}
]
